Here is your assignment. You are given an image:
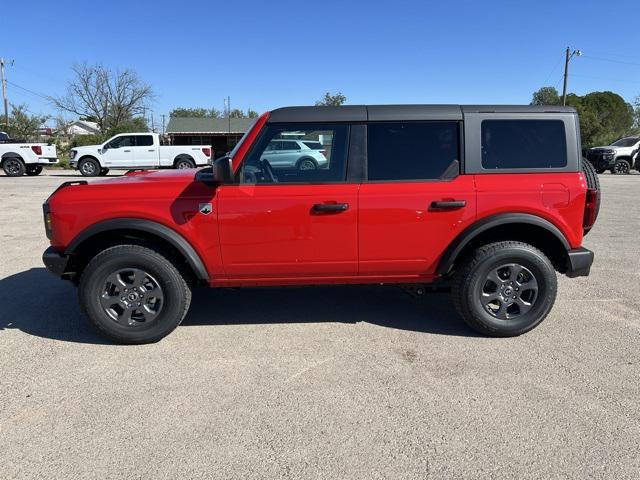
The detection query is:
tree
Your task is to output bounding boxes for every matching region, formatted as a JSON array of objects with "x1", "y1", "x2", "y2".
[
  {"x1": 247, "y1": 108, "x2": 259, "y2": 118},
  {"x1": 170, "y1": 107, "x2": 221, "y2": 118},
  {"x1": 4, "y1": 104, "x2": 48, "y2": 140},
  {"x1": 531, "y1": 87, "x2": 561, "y2": 106},
  {"x1": 315, "y1": 92, "x2": 347, "y2": 106},
  {"x1": 50, "y1": 63, "x2": 154, "y2": 133}
]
